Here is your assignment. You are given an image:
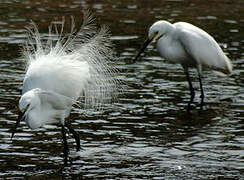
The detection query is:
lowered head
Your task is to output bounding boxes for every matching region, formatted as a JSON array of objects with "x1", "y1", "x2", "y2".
[
  {"x1": 11, "y1": 89, "x2": 41, "y2": 139},
  {"x1": 133, "y1": 20, "x2": 173, "y2": 62}
]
